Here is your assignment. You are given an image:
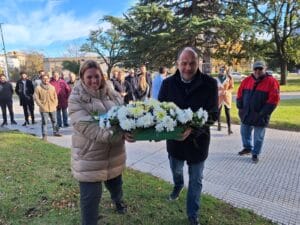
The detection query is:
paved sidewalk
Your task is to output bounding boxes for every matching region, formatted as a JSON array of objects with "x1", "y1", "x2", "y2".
[{"x1": 1, "y1": 103, "x2": 300, "y2": 225}]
